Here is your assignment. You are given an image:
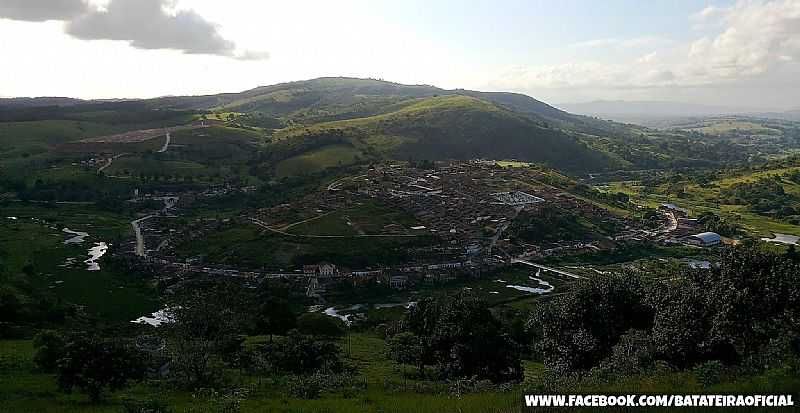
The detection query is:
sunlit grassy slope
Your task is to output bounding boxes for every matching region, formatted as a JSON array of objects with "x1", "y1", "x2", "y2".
[{"x1": 271, "y1": 95, "x2": 618, "y2": 173}]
